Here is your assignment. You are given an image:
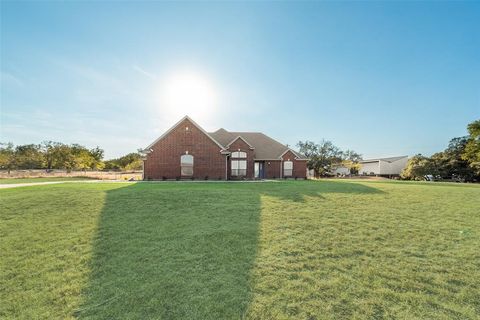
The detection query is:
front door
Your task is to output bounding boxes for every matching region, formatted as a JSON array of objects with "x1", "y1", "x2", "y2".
[{"x1": 254, "y1": 162, "x2": 265, "y2": 179}]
